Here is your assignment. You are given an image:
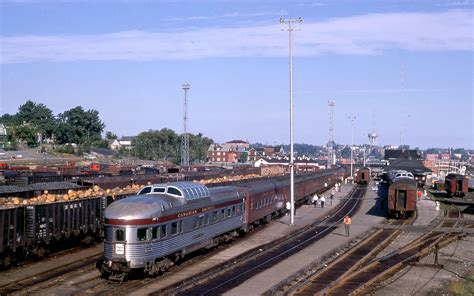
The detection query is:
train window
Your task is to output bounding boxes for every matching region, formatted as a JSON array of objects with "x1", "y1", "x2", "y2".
[
  {"x1": 172, "y1": 222, "x2": 179, "y2": 234},
  {"x1": 171, "y1": 222, "x2": 178, "y2": 234},
  {"x1": 179, "y1": 220, "x2": 183, "y2": 233},
  {"x1": 232, "y1": 206, "x2": 236, "y2": 216},
  {"x1": 205, "y1": 213, "x2": 209, "y2": 225},
  {"x1": 152, "y1": 227, "x2": 159, "y2": 239},
  {"x1": 212, "y1": 211, "x2": 218, "y2": 222},
  {"x1": 167, "y1": 187, "x2": 182, "y2": 196},
  {"x1": 115, "y1": 228, "x2": 125, "y2": 241},
  {"x1": 250, "y1": 202, "x2": 254, "y2": 210},
  {"x1": 194, "y1": 219, "x2": 200, "y2": 229},
  {"x1": 153, "y1": 187, "x2": 165, "y2": 193},
  {"x1": 227, "y1": 208, "x2": 231, "y2": 217},
  {"x1": 138, "y1": 187, "x2": 152, "y2": 195},
  {"x1": 137, "y1": 228, "x2": 147, "y2": 241},
  {"x1": 221, "y1": 209, "x2": 225, "y2": 220},
  {"x1": 200, "y1": 215, "x2": 205, "y2": 226},
  {"x1": 160, "y1": 225, "x2": 167, "y2": 238}
]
